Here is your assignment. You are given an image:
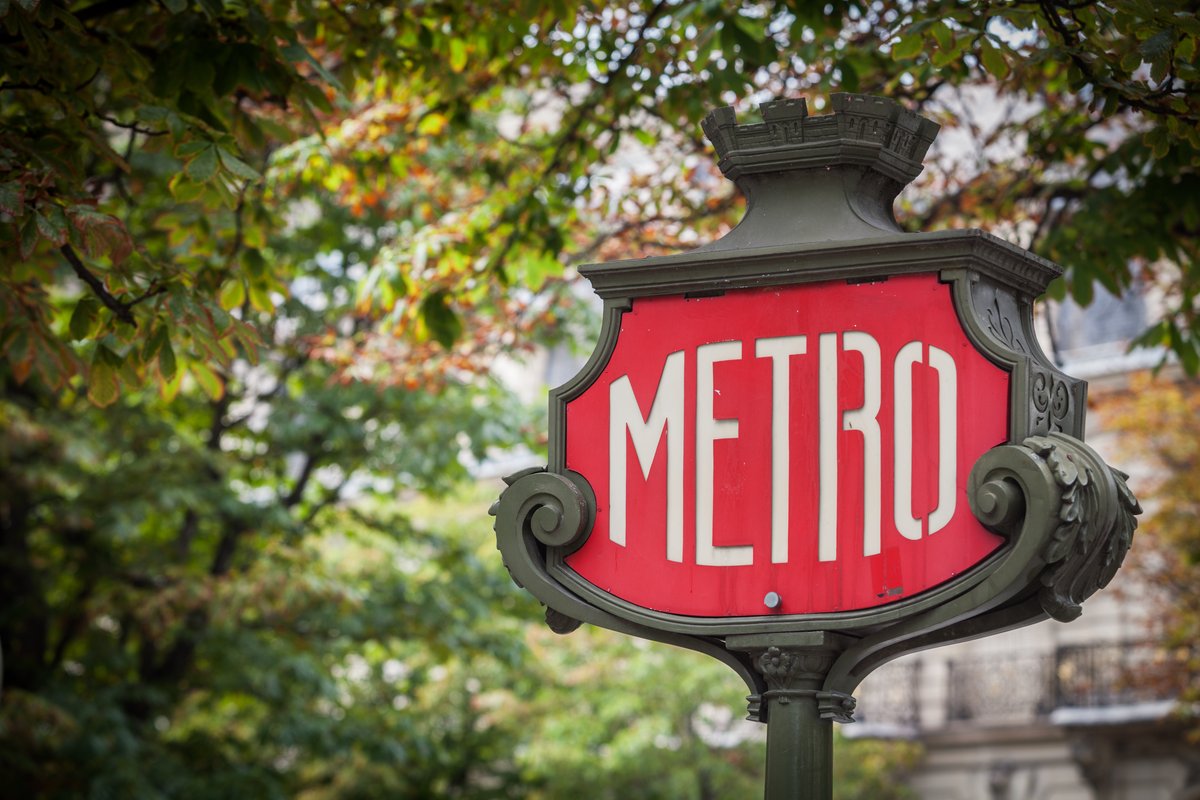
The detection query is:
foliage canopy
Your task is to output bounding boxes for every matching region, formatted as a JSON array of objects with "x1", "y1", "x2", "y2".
[
  {"x1": 1, "y1": 0, "x2": 1196, "y2": 797},
  {"x1": 2, "y1": 0, "x2": 1199, "y2": 398}
]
